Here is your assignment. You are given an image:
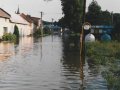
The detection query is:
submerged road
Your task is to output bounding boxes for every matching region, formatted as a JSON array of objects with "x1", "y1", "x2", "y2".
[{"x1": 0, "y1": 35, "x2": 107, "y2": 90}]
